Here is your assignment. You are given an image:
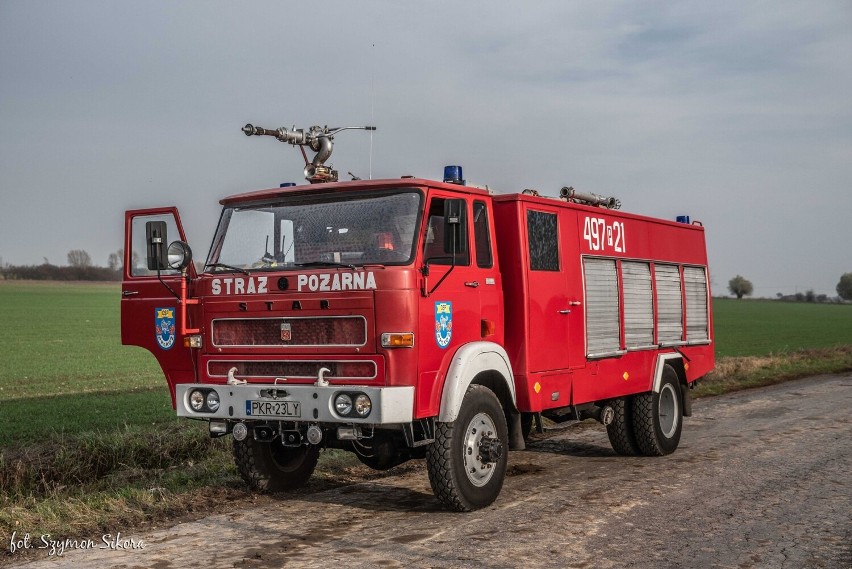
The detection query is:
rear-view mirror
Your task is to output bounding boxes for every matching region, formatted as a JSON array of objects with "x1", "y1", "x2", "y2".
[
  {"x1": 443, "y1": 199, "x2": 467, "y2": 255},
  {"x1": 146, "y1": 221, "x2": 168, "y2": 271}
]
